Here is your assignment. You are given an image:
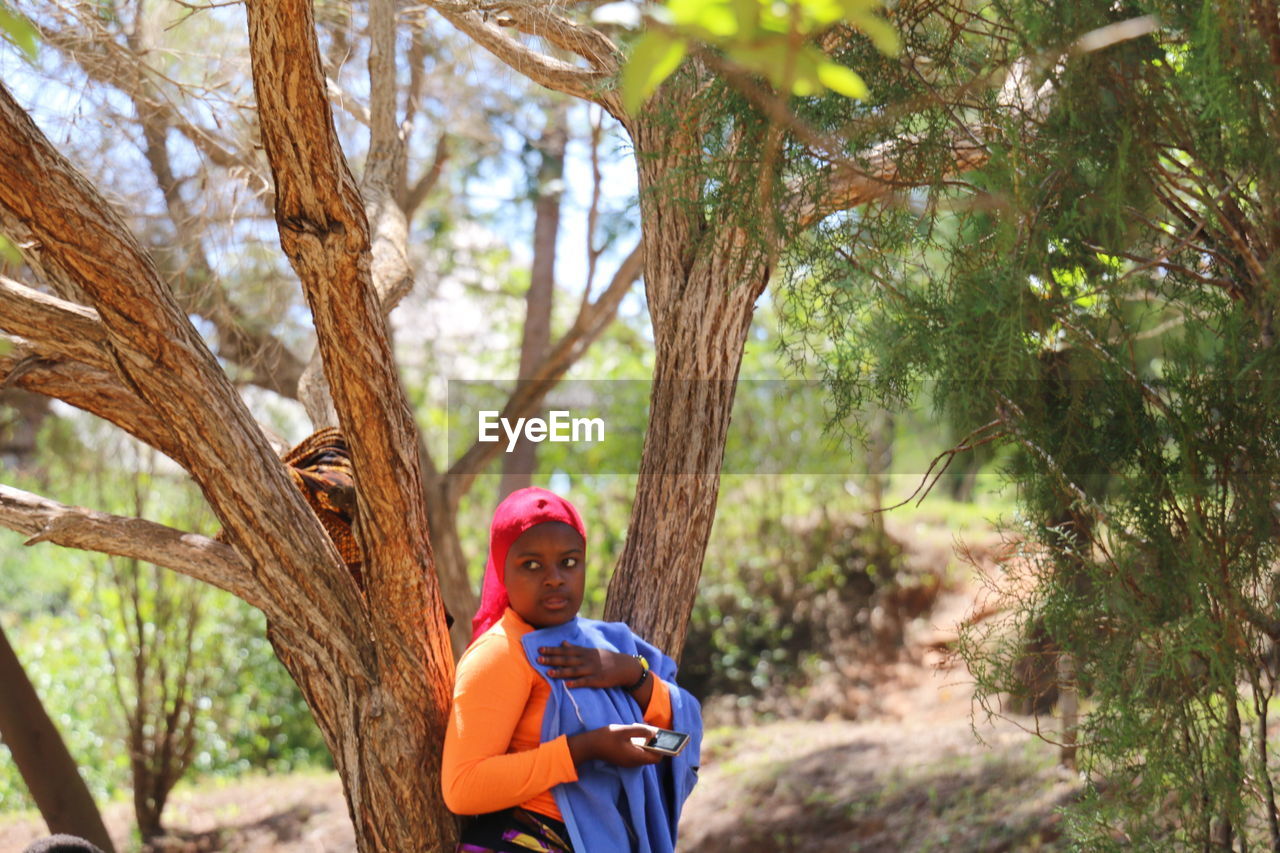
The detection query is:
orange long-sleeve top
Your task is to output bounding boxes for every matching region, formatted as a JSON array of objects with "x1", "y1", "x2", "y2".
[{"x1": 441, "y1": 608, "x2": 674, "y2": 821}]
